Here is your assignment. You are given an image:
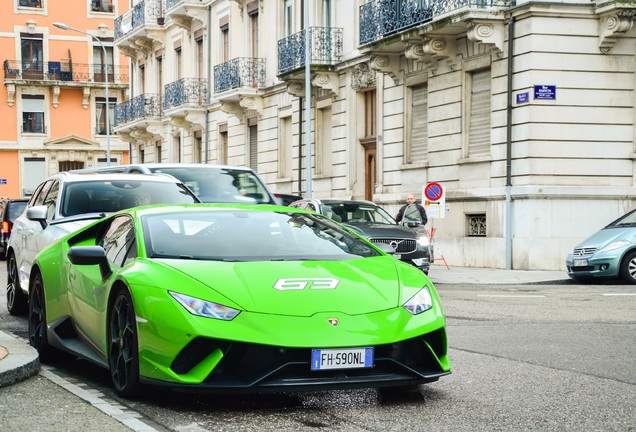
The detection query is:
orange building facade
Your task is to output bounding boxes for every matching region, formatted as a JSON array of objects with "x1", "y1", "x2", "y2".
[{"x1": 0, "y1": 0, "x2": 130, "y2": 199}]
